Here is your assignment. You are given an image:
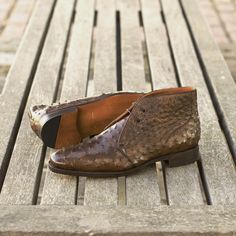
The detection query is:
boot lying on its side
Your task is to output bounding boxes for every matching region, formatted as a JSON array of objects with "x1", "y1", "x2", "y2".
[
  {"x1": 49, "y1": 87, "x2": 201, "y2": 177},
  {"x1": 28, "y1": 92, "x2": 144, "y2": 149}
]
